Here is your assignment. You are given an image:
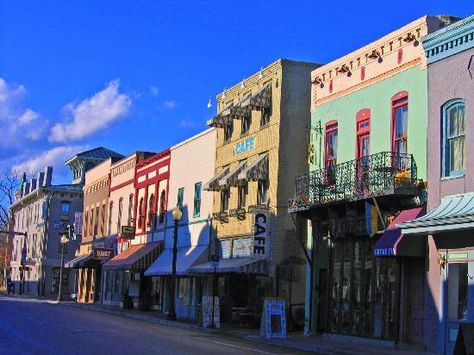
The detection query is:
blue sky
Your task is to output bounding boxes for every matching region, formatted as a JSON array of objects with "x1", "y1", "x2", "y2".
[{"x1": 0, "y1": 1, "x2": 471, "y2": 183}]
